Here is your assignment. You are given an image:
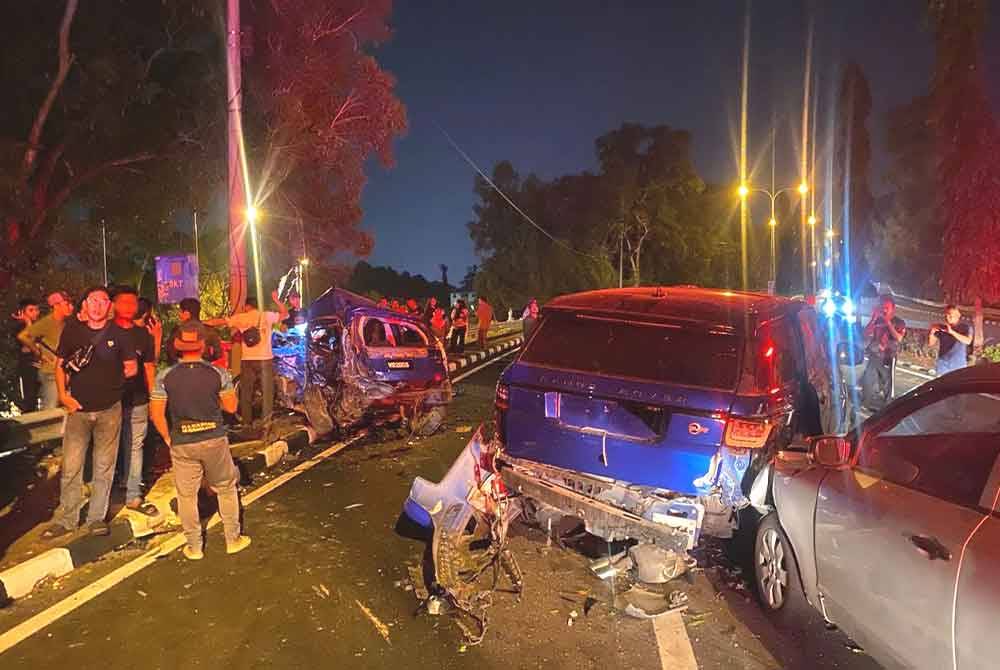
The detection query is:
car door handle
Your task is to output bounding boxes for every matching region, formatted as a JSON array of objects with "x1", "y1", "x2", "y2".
[{"x1": 909, "y1": 534, "x2": 952, "y2": 561}]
